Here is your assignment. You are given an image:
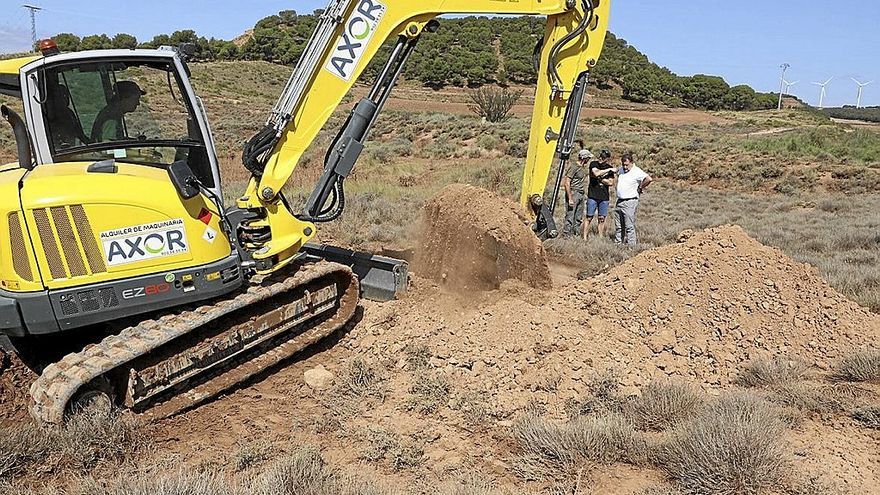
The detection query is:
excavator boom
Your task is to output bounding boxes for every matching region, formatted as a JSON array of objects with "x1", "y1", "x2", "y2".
[{"x1": 238, "y1": 0, "x2": 611, "y2": 268}]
